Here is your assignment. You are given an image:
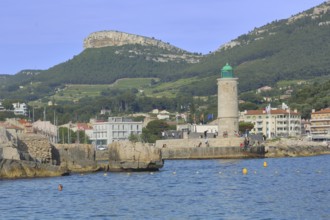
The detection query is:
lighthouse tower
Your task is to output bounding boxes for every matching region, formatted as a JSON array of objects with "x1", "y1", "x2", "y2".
[{"x1": 217, "y1": 63, "x2": 239, "y2": 137}]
